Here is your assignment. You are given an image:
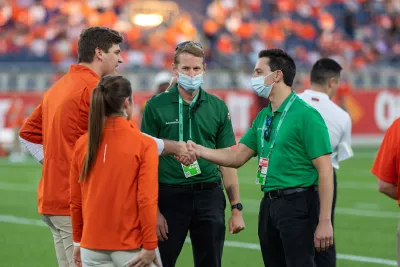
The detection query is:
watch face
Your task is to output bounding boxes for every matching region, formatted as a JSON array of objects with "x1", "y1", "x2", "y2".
[{"x1": 233, "y1": 203, "x2": 243, "y2": 211}]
